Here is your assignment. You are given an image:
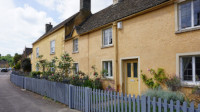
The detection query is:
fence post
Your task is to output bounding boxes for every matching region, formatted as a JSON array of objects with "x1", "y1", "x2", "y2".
[
  {"x1": 85, "y1": 87, "x2": 90, "y2": 112},
  {"x1": 24, "y1": 77, "x2": 26, "y2": 90},
  {"x1": 69, "y1": 85, "x2": 74, "y2": 109}
]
